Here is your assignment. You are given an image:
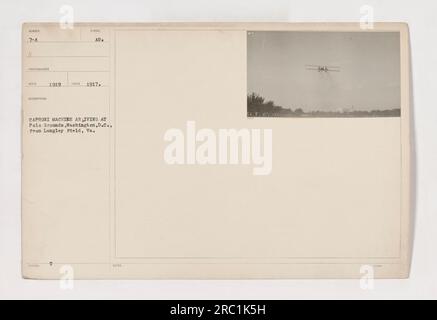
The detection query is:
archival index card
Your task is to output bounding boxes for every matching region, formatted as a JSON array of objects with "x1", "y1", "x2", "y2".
[{"x1": 22, "y1": 23, "x2": 411, "y2": 279}]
